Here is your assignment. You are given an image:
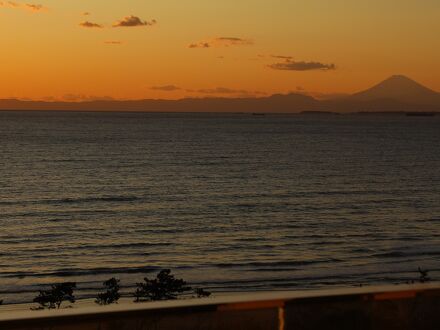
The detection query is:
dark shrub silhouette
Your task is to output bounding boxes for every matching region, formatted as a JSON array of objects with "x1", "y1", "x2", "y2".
[
  {"x1": 418, "y1": 267, "x2": 430, "y2": 283},
  {"x1": 194, "y1": 288, "x2": 211, "y2": 298},
  {"x1": 134, "y1": 269, "x2": 192, "y2": 302},
  {"x1": 95, "y1": 278, "x2": 121, "y2": 305},
  {"x1": 33, "y1": 282, "x2": 76, "y2": 309}
]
